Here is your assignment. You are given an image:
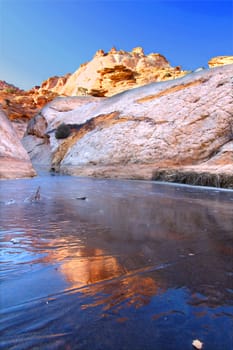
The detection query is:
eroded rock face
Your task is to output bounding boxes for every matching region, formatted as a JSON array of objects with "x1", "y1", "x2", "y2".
[
  {"x1": 208, "y1": 56, "x2": 233, "y2": 68},
  {"x1": 0, "y1": 81, "x2": 58, "y2": 122},
  {"x1": 1, "y1": 51, "x2": 232, "y2": 131},
  {"x1": 0, "y1": 109, "x2": 36, "y2": 179},
  {"x1": 23, "y1": 65, "x2": 233, "y2": 187},
  {"x1": 0, "y1": 82, "x2": 59, "y2": 139},
  {"x1": 0, "y1": 49, "x2": 186, "y2": 129},
  {"x1": 39, "y1": 73, "x2": 71, "y2": 93},
  {"x1": 22, "y1": 96, "x2": 101, "y2": 166},
  {"x1": 60, "y1": 47, "x2": 188, "y2": 97}
]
